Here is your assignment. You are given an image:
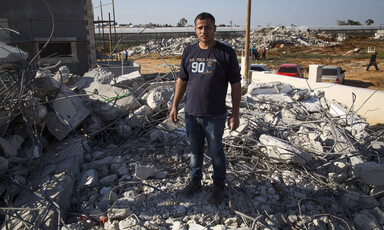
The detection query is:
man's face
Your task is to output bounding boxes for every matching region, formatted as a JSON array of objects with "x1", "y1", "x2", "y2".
[{"x1": 195, "y1": 18, "x2": 216, "y2": 44}]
